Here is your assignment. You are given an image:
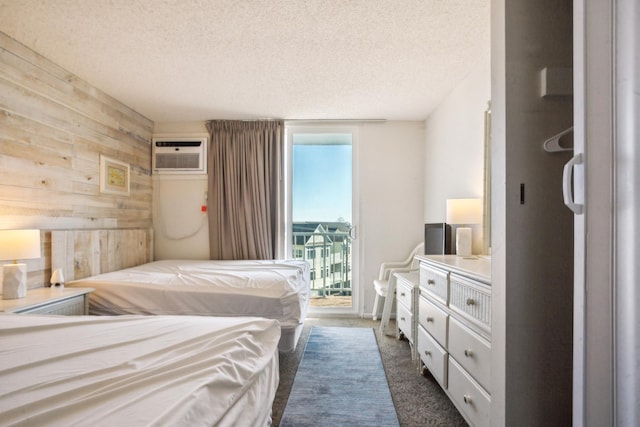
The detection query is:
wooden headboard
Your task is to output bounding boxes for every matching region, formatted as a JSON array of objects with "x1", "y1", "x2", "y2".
[{"x1": 51, "y1": 229, "x2": 153, "y2": 281}]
